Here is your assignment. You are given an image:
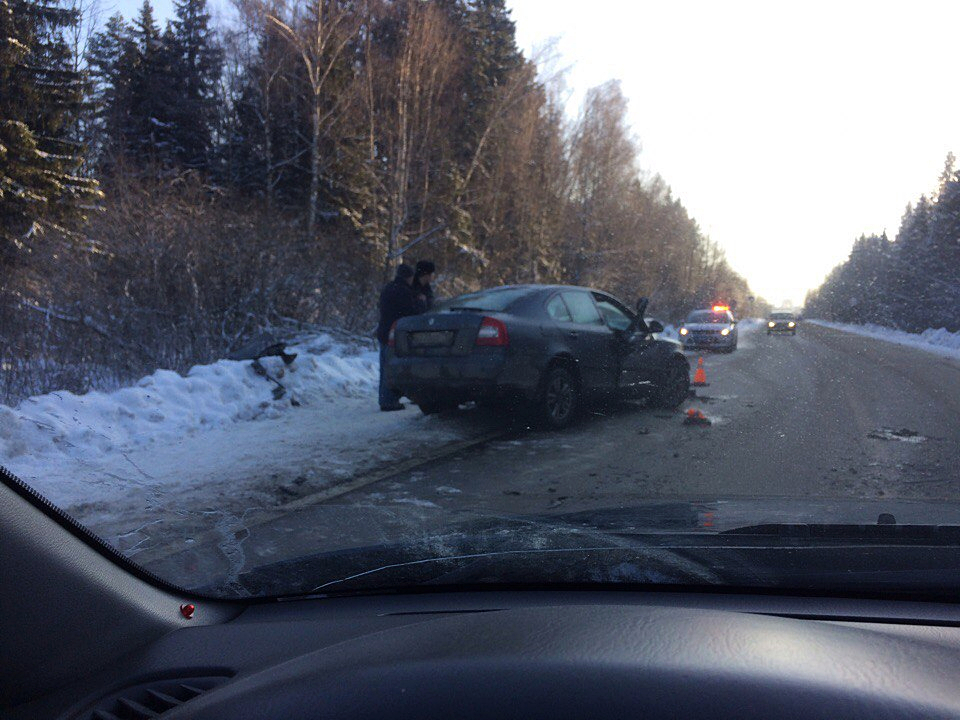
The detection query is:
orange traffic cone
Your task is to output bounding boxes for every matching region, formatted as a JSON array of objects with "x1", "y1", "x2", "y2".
[{"x1": 693, "y1": 357, "x2": 708, "y2": 386}]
